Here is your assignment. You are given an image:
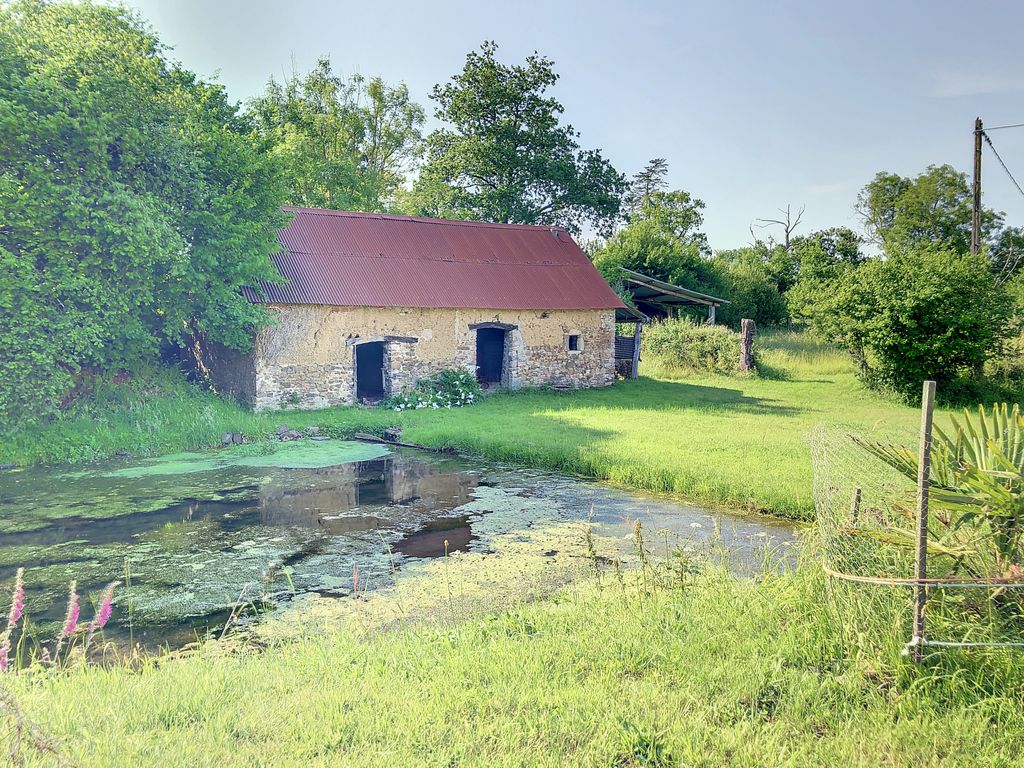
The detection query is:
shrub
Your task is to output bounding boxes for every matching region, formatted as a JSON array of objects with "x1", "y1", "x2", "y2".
[
  {"x1": 0, "y1": 4, "x2": 287, "y2": 425},
  {"x1": 382, "y1": 369, "x2": 482, "y2": 411},
  {"x1": 808, "y1": 245, "x2": 1013, "y2": 400},
  {"x1": 643, "y1": 318, "x2": 742, "y2": 375}
]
